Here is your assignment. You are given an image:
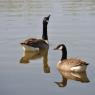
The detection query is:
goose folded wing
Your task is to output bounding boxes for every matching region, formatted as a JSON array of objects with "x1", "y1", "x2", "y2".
[
  {"x1": 21, "y1": 38, "x2": 48, "y2": 48},
  {"x1": 62, "y1": 58, "x2": 88, "y2": 66}
]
